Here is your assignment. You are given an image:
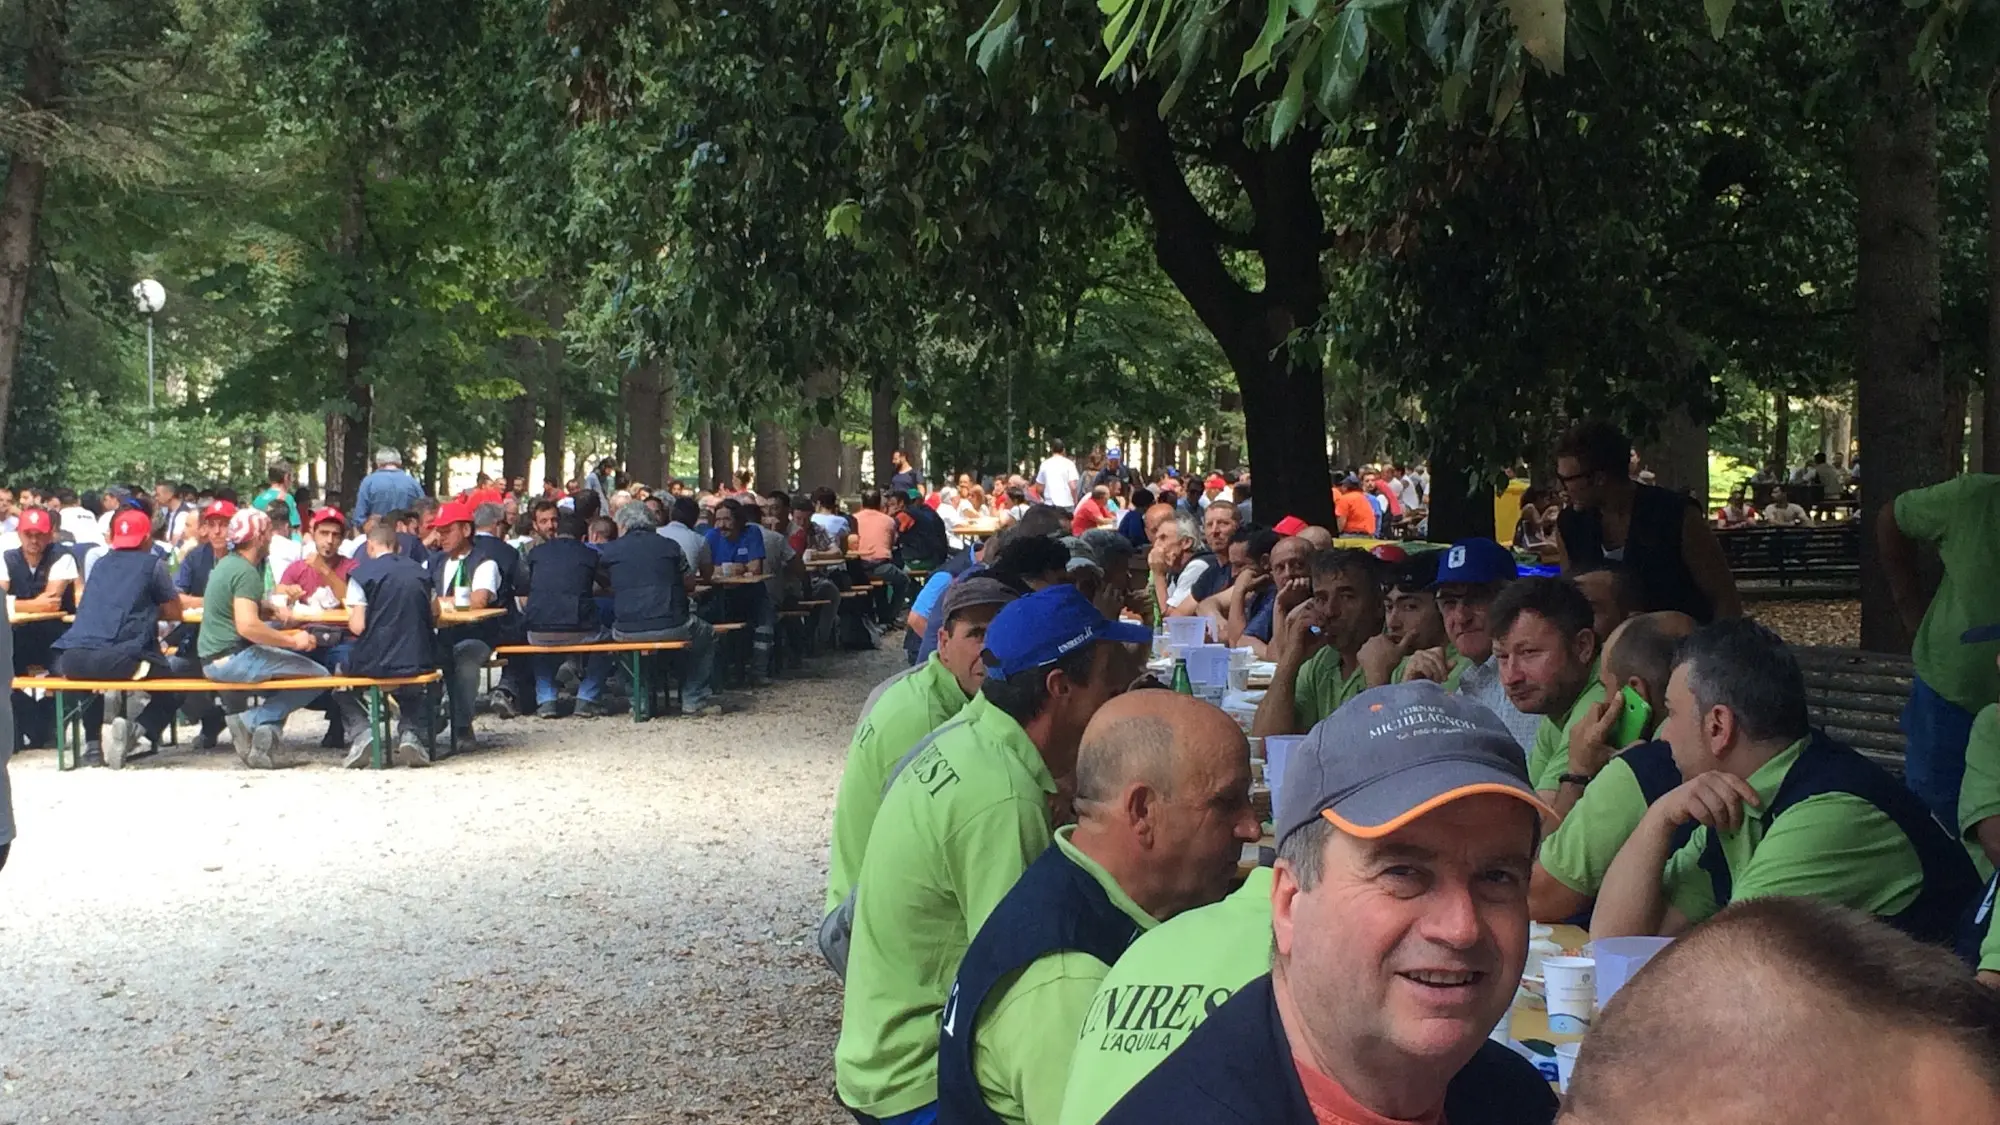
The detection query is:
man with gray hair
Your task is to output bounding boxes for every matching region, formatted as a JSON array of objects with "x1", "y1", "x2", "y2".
[
  {"x1": 938, "y1": 691, "x2": 1261, "y2": 1124},
  {"x1": 352, "y1": 447, "x2": 424, "y2": 527},
  {"x1": 598, "y1": 497, "x2": 720, "y2": 717},
  {"x1": 1148, "y1": 509, "x2": 1217, "y2": 619}
]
